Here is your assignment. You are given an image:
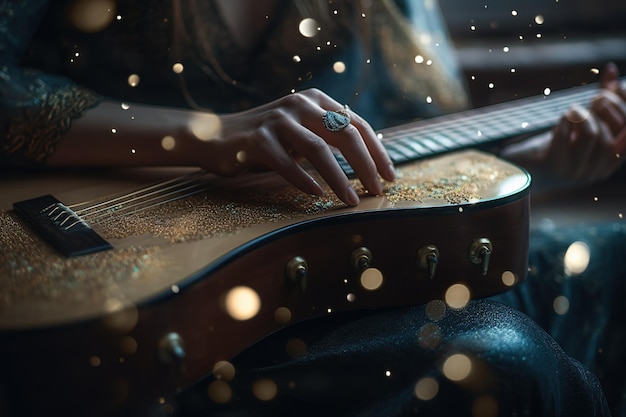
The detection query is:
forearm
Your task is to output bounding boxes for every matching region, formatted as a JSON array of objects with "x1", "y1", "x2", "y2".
[{"x1": 46, "y1": 100, "x2": 218, "y2": 169}]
